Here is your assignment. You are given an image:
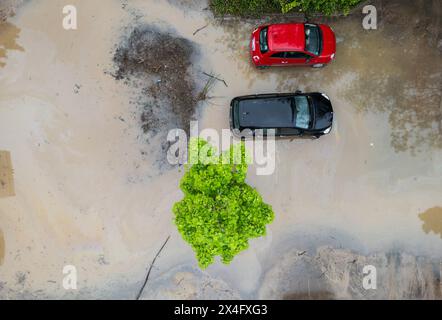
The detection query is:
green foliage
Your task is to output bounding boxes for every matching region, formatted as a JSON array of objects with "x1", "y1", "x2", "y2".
[
  {"x1": 210, "y1": 0, "x2": 281, "y2": 17},
  {"x1": 279, "y1": 0, "x2": 362, "y2": 15},
  {"x1": 173, "y1": 138, "x2": 274, "y2": 269},
  {"x1": 210, "y1": 0, "x2": 361, "y2": 16}
]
